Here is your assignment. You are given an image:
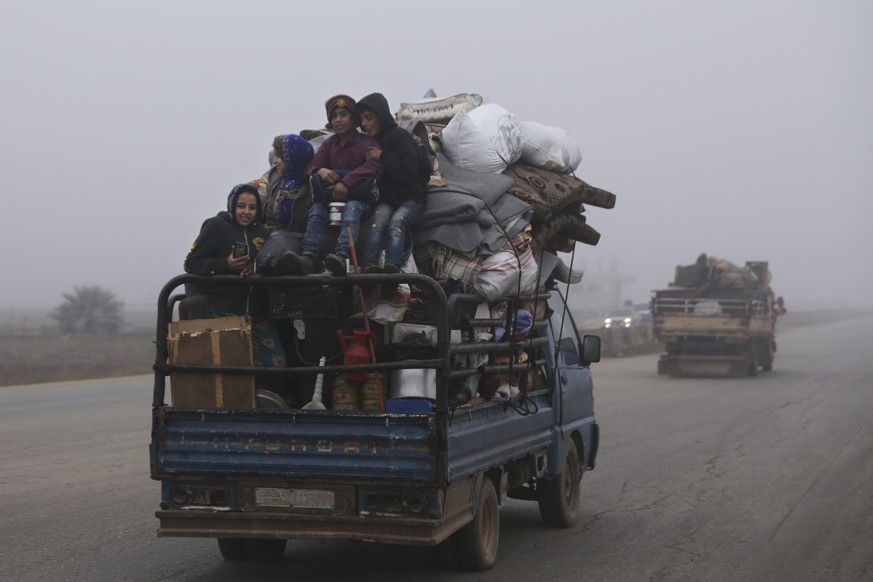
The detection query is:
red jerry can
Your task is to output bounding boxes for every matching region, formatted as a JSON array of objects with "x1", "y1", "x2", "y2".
[{"x1": 337, "y1": 329, "x2": 373, "y2": 381}]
